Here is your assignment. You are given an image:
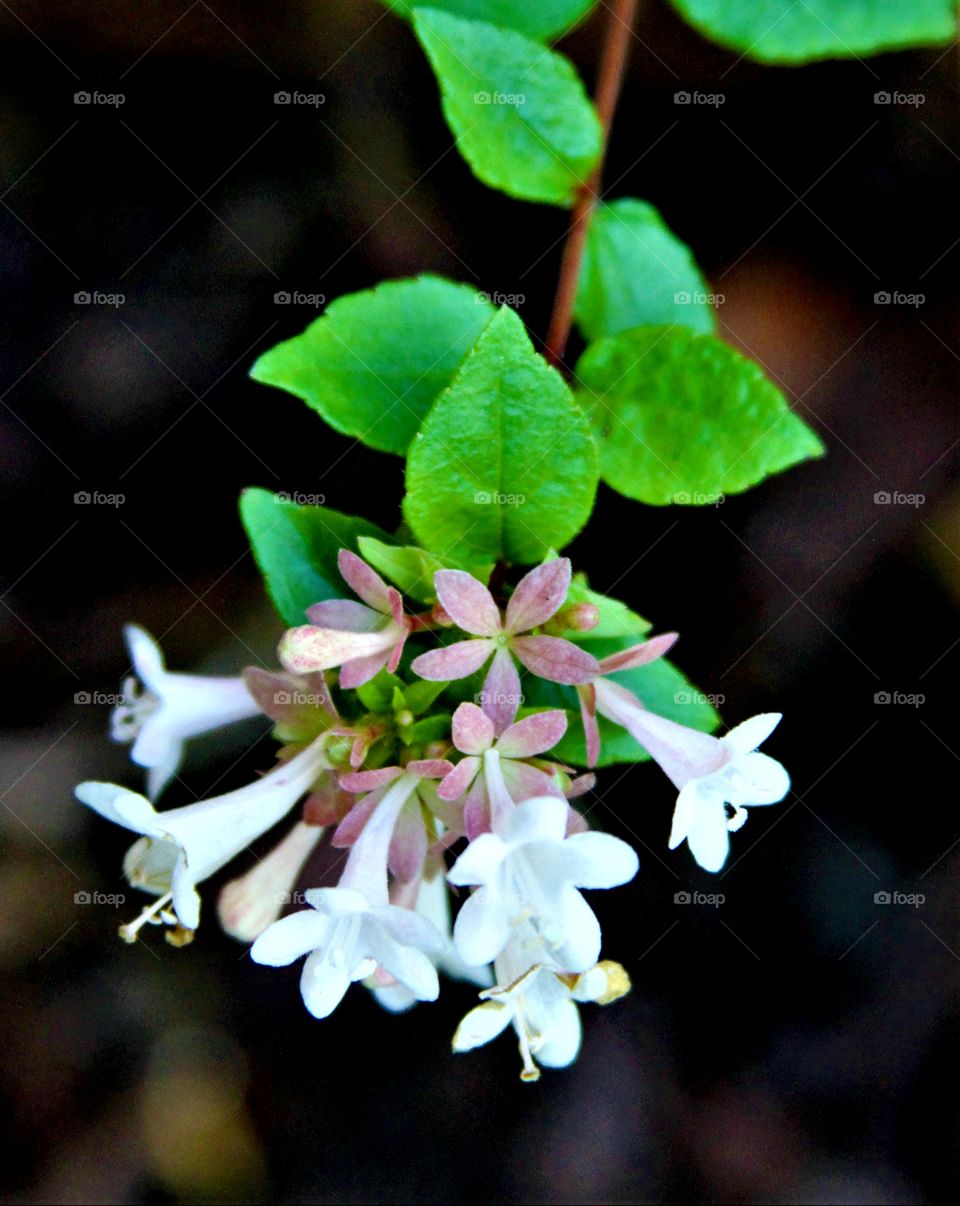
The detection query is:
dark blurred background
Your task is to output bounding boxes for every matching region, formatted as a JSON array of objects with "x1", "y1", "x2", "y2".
[{"x1": 2, "y1": 1, "x2": 959, "y2": 1202}]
